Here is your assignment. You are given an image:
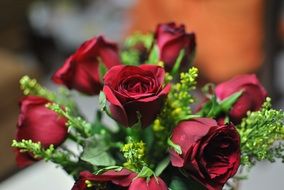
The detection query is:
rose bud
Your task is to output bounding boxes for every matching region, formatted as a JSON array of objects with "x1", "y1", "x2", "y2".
[
  {"x1": 155, "y1": 22, "x2": 196, "y2": 72},
  {"x1": 169, "y1": 118, "x2": 240, "y2": 190},
  {"x1": 16, "y1": 96, "x2": 67, "y2": 167},
  {"x1": 215, "y1": 74, "x2": 267, "y2": 124},
  {"x1": 72, "y1": 169, "x2": 137, "y2": 190},
  {"x1": 103, "y1": 64, "x2": 171, "y2": 128},
  {"x1": 53, "y1": 36, "x2": 121, "y2": 95},
  {"x1": 129, "y1": 177, "x2": 167, "y2": 190}
]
